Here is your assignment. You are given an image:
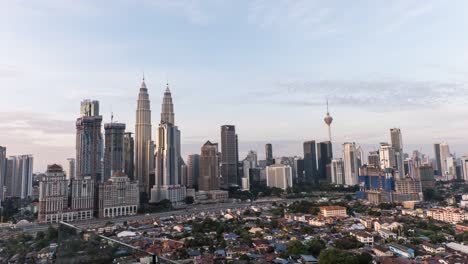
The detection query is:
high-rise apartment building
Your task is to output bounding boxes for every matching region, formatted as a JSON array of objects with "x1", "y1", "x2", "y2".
[
  {"x1": 123, "y1": 132, "x2": 134, "y2": 180},
  {"x1": 103, "y1": 122, "x2": 126, "y2": 181},
  {"x1": 76, "y1": 99, "x2": 103, "y2": 182},
  {"x1": 66, "y1": 158, "x2": 75, "y2": 180},
  {"x1": 220, "y1": 125, "x2": 239, "y2": 188},
  {"x1": 303, "y1": 140, "x2": 318, "y2": 184},
  {"x1": 199, "y1": 141, "x2": 220, "y2": 191},
  {"x1": 317, "y1": 141, "x2": 333, "y2": 182},
  {"x1": 135, "y1": 78, "x2": 152, "y2": 194},
  {"x1": 266, "y1": 164, "x2": 293, "y2": 190},
  {"x1": 187, "y1": 154, "x2": 200, "y2": 188},
  {"x1": 343, "y1": 142, "x2": 359, "y2": 185},
  {"x1": 5, "y1": 155, "x2": 34, "y2": 199},
  {"x1": 151, "y1": 84, "x2": 184, "y2": 203},
  {"x1": 331, "y1": 158, "x2": 345, "y2": 185}
]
